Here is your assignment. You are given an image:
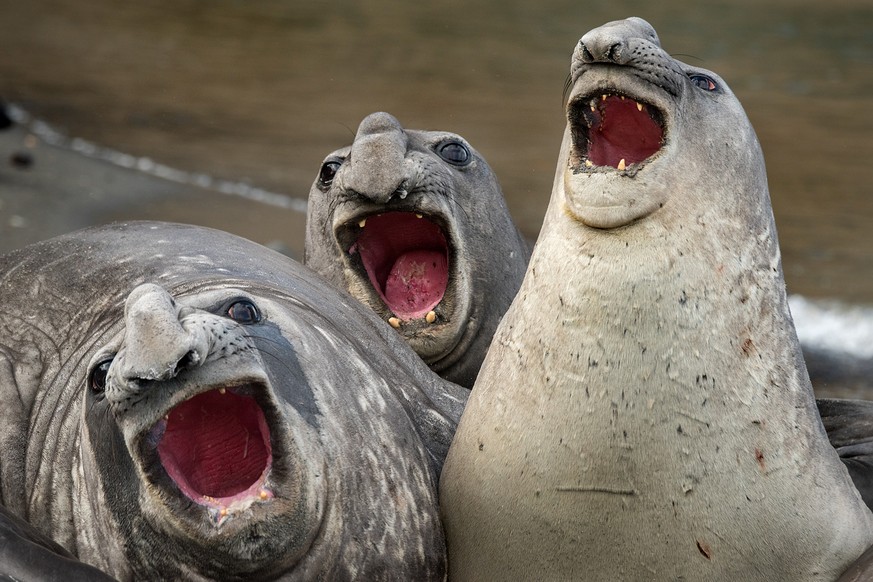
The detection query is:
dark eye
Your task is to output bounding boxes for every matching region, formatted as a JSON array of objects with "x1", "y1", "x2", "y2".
[
  {"x1": 437, "y1": 141, "x2": 471, "y2": 166},
  {"x1": 318, "y1": 160, "x2": 342, "y2": 187},
  {"x1": 227, "y1": 300, "x2": 261, "y2": 324},
  {"x1": 89, "y1": 358, "x2": 113, "y2": 395},
  {"x1": 689, "y1": 74, "x2": 718, "y2": 92}
]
